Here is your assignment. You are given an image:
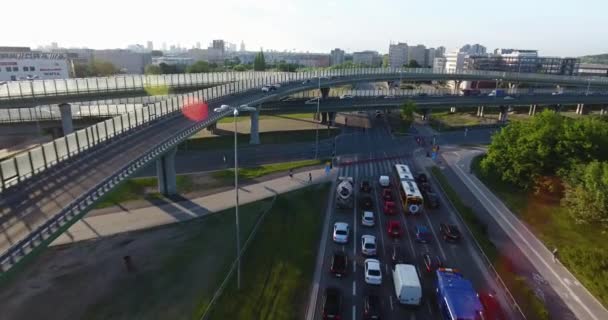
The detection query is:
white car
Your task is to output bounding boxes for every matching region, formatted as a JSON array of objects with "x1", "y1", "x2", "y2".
[
  {"x1": 384, "y1": 95, "x2": 396, "y2": 99},
  {"x1": 361, "y1": 235, "x2": 377, "y2": 256},
  {"x1": 379, "y1": 175, "x2": 390, "y2": 188},
  {"x1": 302, "y1": 79, "x2": 311, "y2": 84},
  {"x1": 340, "y1": 94, "x2": 354, "y2": 99},
  {"x1": 262, "y1": 86, "x2": 271, "y2": 92},
  {"x1": 364, "y1": 258, "x2": 382, "y2": 285},
  {"x1": 361, "y1": 211, "x2": 375, "y2": 227},
  {"x1": 333, "y1": 222, "x2": 350, "y2": 244},
  {"x1": 272, "y1": 83, "x2": 281, "y2": 88},
  {"x1": 503, "y1": 96, "x2": 514, "y2": 100}
]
